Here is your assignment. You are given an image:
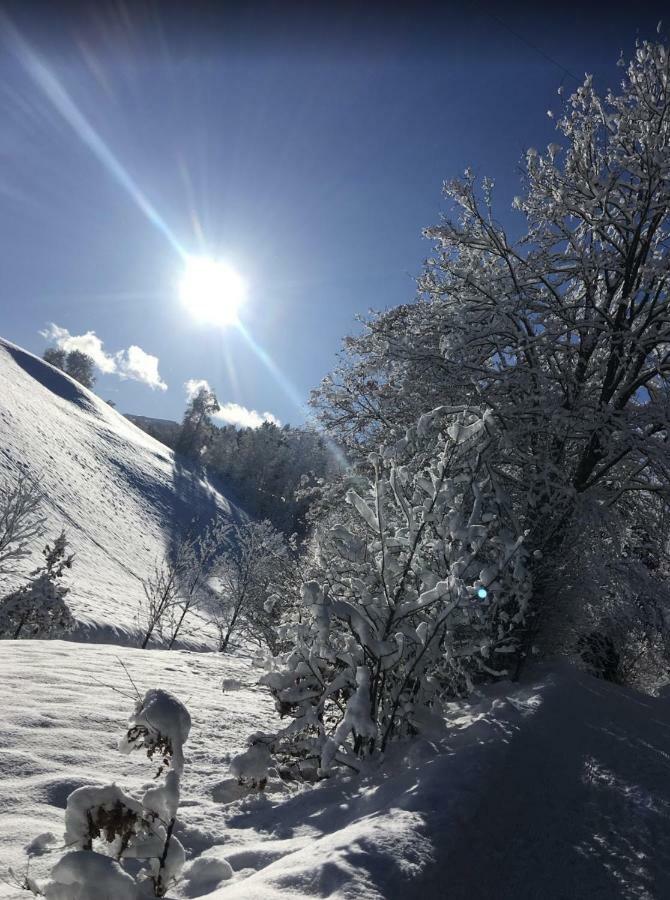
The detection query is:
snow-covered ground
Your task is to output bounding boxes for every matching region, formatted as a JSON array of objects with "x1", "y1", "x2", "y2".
[
  {"x1": 0, "y1": 338, "x2": 243, "y2": 644},
  {"x1": 2, "y1": 641, "x2": 670, "y2": 899}
]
